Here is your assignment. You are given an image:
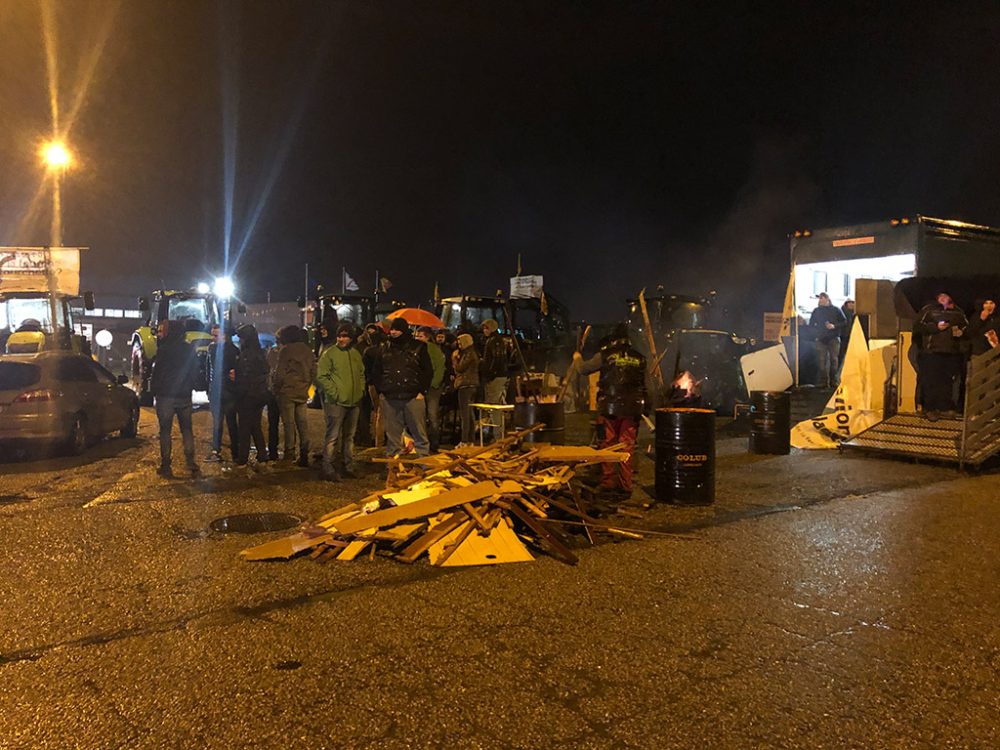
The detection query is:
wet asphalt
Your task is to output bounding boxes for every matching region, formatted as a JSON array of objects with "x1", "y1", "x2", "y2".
[{"x1": 0, "y1": 408, "x2": 997, "y2": 749}]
